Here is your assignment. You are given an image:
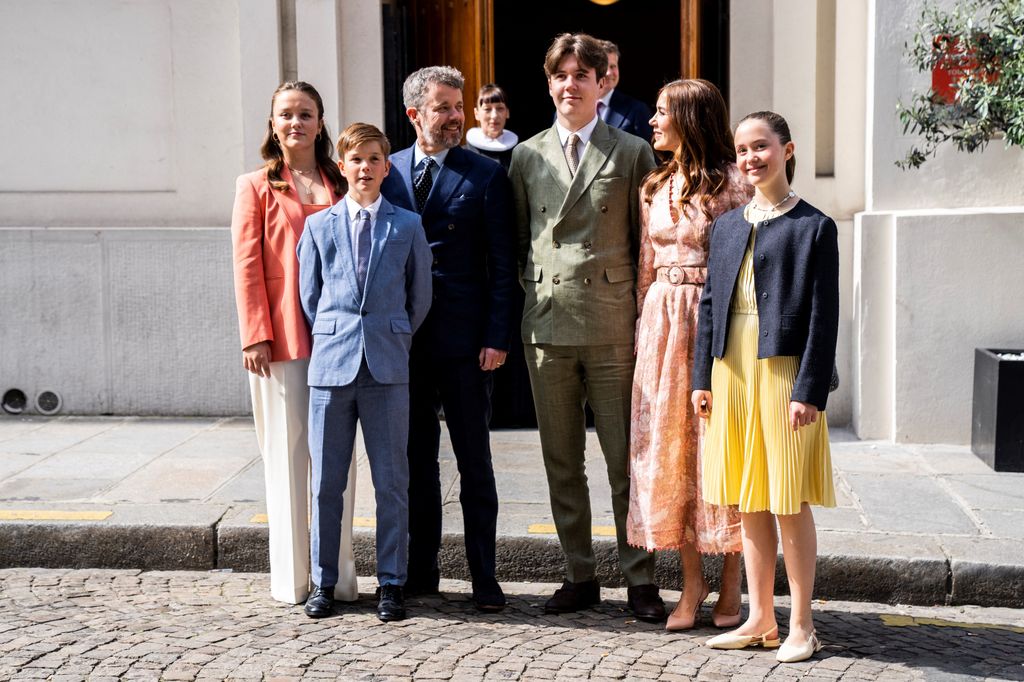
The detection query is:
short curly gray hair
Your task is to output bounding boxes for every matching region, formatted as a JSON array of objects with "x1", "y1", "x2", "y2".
[{"x1": 402, "y1": 66, "x2": 465, "y2": 110}]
